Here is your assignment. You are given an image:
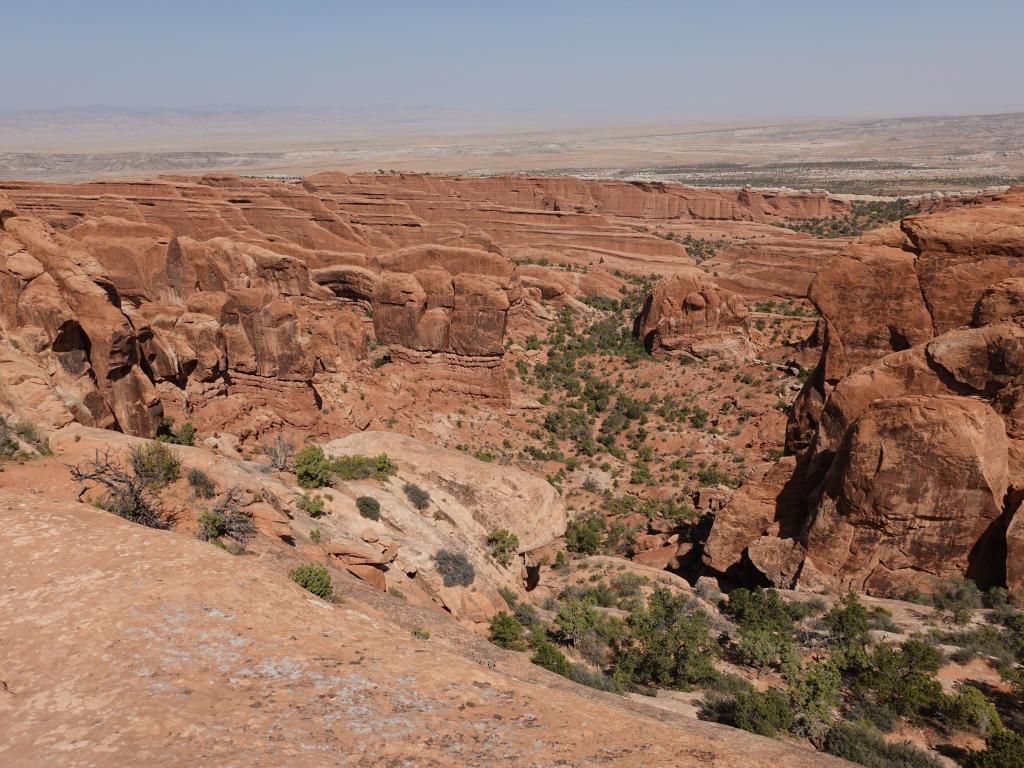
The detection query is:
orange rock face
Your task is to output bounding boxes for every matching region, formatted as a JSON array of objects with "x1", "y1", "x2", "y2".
[
  {"x1": 705, "y1": 186, "x2": 1024, "y2": 595},
  {"x1": 635, "y1": 268, "x2": 753, "y2": 360},
  {"x1": 1, "y1": 172, "x2": 842, "y2": 438}
]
